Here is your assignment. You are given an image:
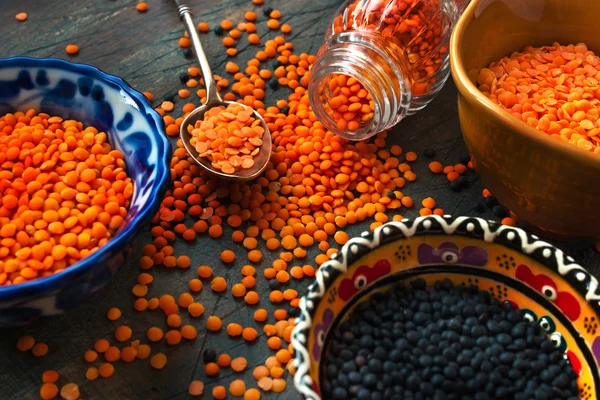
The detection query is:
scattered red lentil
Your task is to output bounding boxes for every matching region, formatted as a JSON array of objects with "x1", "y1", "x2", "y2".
[
  {"x1": 15, "y1": 12, "x2": 27, "y2": 22},
  {"x1": 136, "y1": 2, "x2": 148, "y2": 12},
  {"x1": 65, "y1": 44, "x2": 79, "y2": 55}
]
